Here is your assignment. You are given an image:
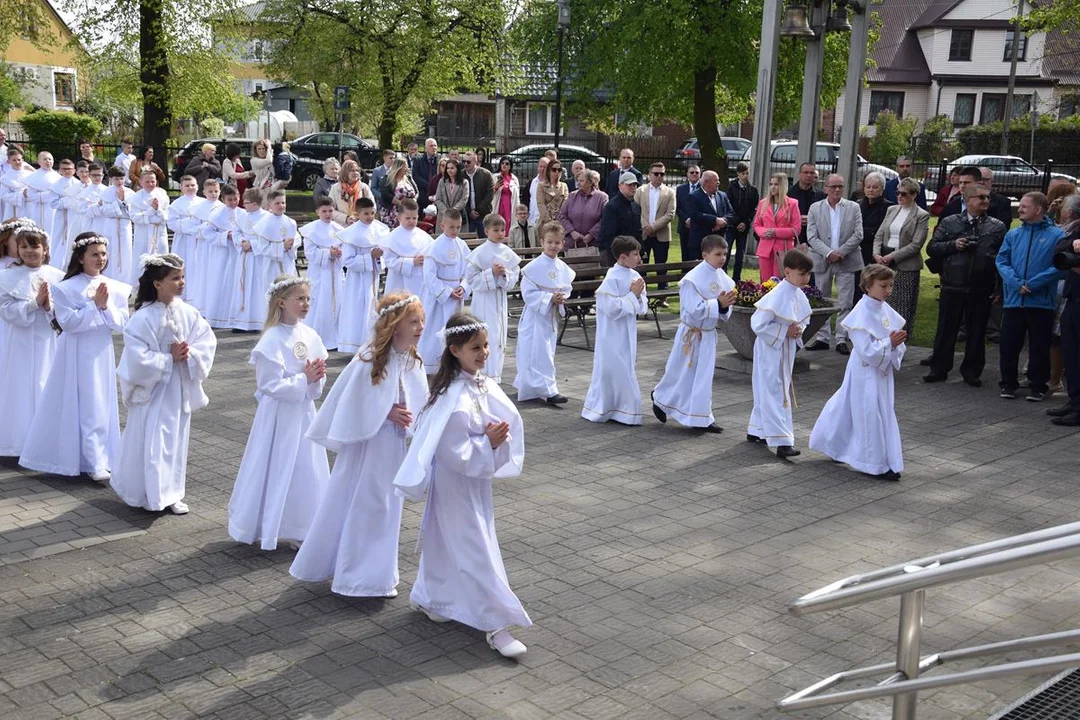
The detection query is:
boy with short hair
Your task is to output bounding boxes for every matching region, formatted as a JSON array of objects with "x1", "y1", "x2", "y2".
[
  {"x1": 229, "y1": 188, "x2": 268, "y2": 331},
  {"x1": 202, "y1": 183, "x2": 242, "y2": 327},
  {"x1": 98, "y1": 166, "x2": 135, "y2": 285},
  {"x1": 337, "y1": 197, "x2": 388, "y2": 352},
  {"x1": 129, "y1": 167, "x2": 171, "y2": 258},
  {"x1": 72, "y1": 161, "x2": 107, "y2": 241},
  {"x1": 418, "y1": 208, "x2": 472, "y2": 371},
  {"x1": 582, "y1": 235, "x2": 648, "y2": 423},
  {"x1": 466, "y1": 212, "x2": 522, "y2": 382},
  {"x1": 747, "y1": 248, "x2": 814, "y2": 458},
  {"x1": 514, "y1": 221, "x2": 575, "y2": 402},
  {"x1": 299, "y1": 196, "x2": 346, "y2": 350},
  {"x1": 166, "y1": 175, "x2": 204, "y2": 296},
  {"x1": 252, "y1": 189, "x2": 298, "y2": 286},
  {"x1": 382, "y1": 197, "x2": 433, "y2": 298},
  {"x1": 190, "y1": 179, "x2": 224, "y2": 310},
  {"x1": 47, "y1": 158, "x2": 79, "y2": 267},
  {"x1": 508, "y1": 203, "x2": 535, "y2": 249},
  {"x1": 651, "y1": 234, "x2": 737, "y2": 432}
]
